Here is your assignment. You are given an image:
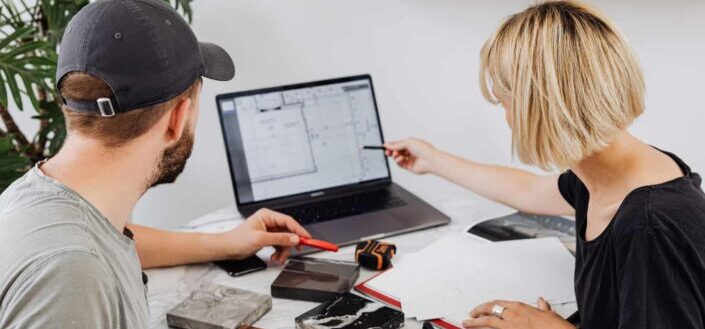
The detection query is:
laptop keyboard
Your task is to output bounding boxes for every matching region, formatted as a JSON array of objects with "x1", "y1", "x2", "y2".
[{"x1": 275, "y1": 189, "x2": 408, "y2": 225}]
